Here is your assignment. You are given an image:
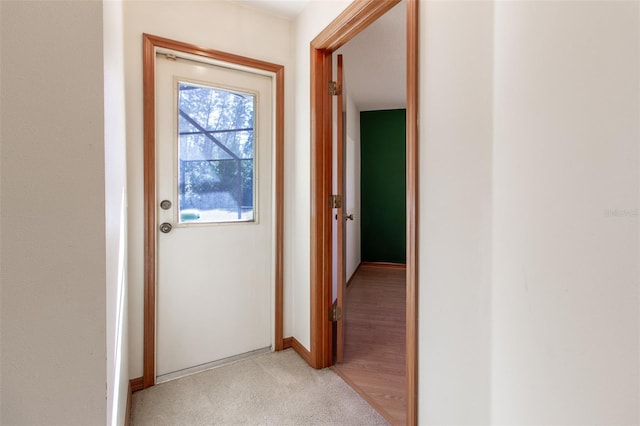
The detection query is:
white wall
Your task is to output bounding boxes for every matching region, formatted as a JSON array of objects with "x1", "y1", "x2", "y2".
[
  {"x1": 491, "y1": 2, "x2": 640, "y2": 424},
  {"x1": 289, "y1": 0, "x2": 351, "y2": 349},
  {"x1": 419, "y1": 1, "x2": 494, "y2": 424},
  {"x1": 124, "y1": 0, "x2": 294, "y2": 378},
  {"x1": 0, "y1": 1, "x2": 115, "y2": 424},
  {"x1": 345, "y1": 93, "x2": 361, "y2": 280},
  {"x1": 104, "y1": 0, "x2": 129, "y2": 424},
  {"x1": 292, "y1": 0, "x2": 354, "y2": 351},
  {"x1": 418, "y1": 1, "x2": 640, "y2": 423}
]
